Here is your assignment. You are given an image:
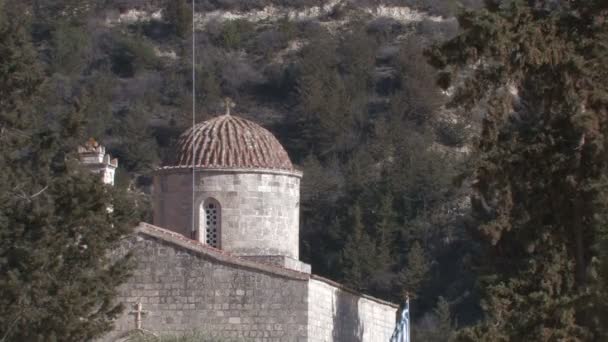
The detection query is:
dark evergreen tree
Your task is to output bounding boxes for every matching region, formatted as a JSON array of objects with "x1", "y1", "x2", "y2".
[
  {"x1": 428, "y1": 1, "x2": 608, "y2": 339},
  {"x1": 375, "y1": 193, "x2": 398, "y2": 262},
  {"x1": 0, "y1": 0, "x2": 41, "y2": 132},
  {"x1": 434, "y1": 296, "x2": 455, "y2": 340},
  {"x1": 413, "y1": 296, "x2": 456, "y2": 342},
  {"x1": 0, "y1": 2, "x2": 139, "y2": 340},
  {"x1": 398, "y1": 241, "x2": 430, "y2": 298},
  {"x1": 164, "y1": 0, "x2": 193, "y2": 39},
  {"x1": 341, "y1": 203, "x2": 378, "y2": 291},
  {"x1": 114, "y1": 102, "x2": 160, "y2": 173}
]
